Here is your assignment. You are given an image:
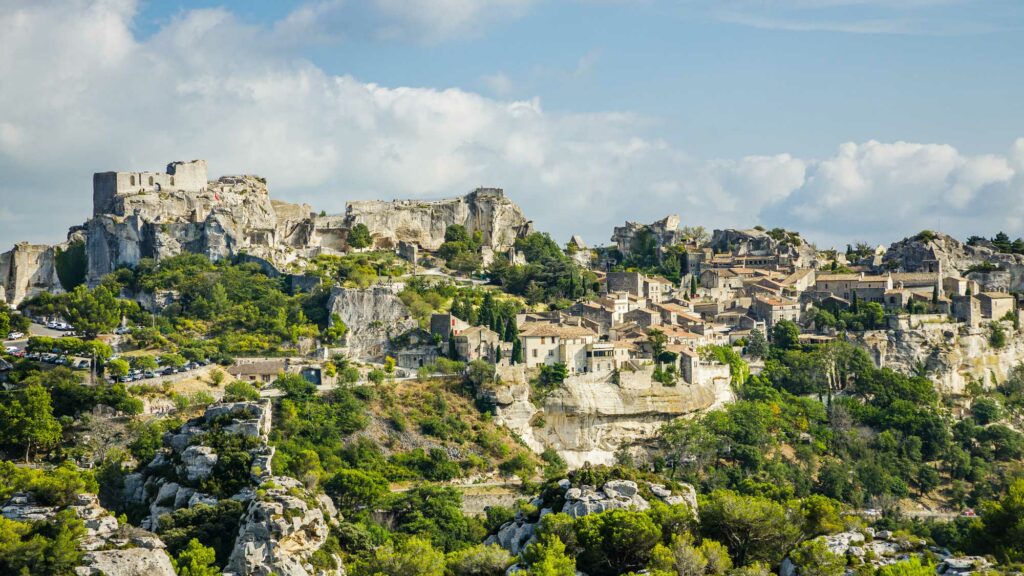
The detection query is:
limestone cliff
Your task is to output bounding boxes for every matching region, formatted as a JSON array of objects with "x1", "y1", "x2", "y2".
[
  {"x1": 857, "y1": 319, "x2": 1024, "y2": 395},
  {"x1": 0, "y1": 241, "x2": 66, "y2": 306},
  {"x1": 325, "y1": 284, "x2": 419, "y2": 360},
  {"x1": 342, "y1": 188, "x2": 532, "y2": 251},
  {"x1": 85, "y1": 175, "x2": 314, "y2": 284},
  {"x1": 484, "y1": 366, "x2": 734, "y2": 469}
]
